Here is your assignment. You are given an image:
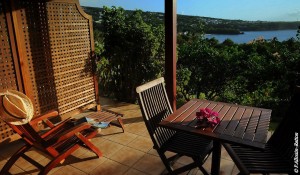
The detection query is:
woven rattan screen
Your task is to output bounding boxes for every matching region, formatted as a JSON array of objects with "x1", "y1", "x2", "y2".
[
  {"x1": 14, "y1": 0, "x2": 96, "y2": 116},
  {"x1": 0, "y1": 1, "x2": 19, "y2": 140},
  {"x1": 47, "y1": 2, "x2": 96, "y2": 115}
]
